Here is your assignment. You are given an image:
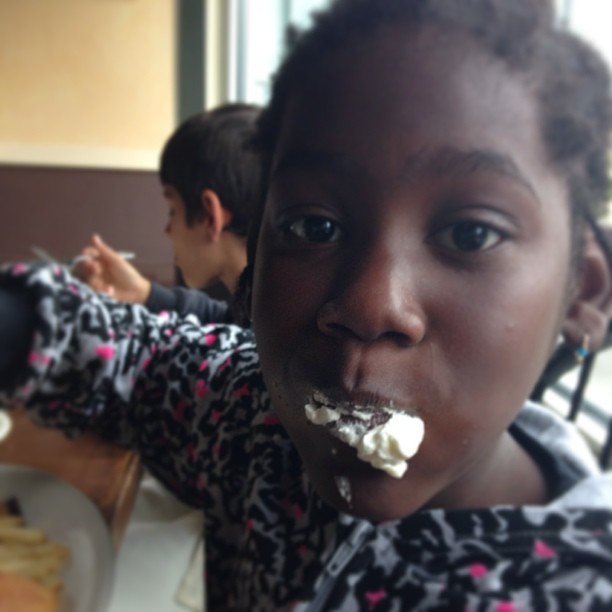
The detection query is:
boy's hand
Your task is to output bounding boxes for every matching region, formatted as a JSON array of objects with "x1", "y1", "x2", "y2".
[{"x1": 72, "y1": 235, "x2": 151, "y2": 305}]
